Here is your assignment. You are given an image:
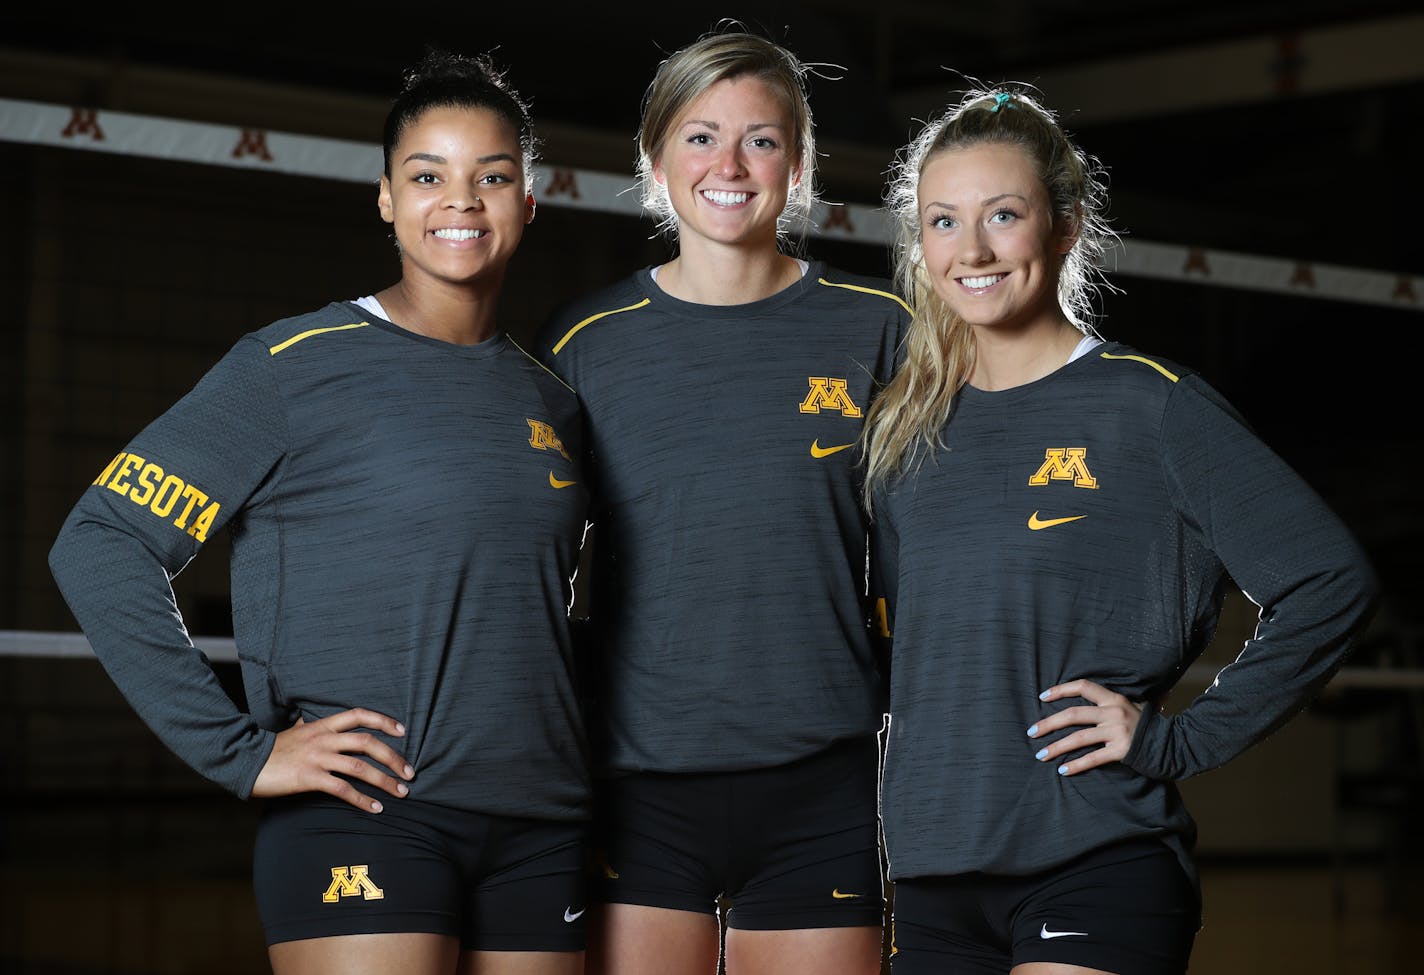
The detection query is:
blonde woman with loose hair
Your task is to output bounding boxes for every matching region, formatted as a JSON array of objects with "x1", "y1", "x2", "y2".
[
  {"x1": 866, "y1": 88, "x2": 1375, "y2": 975},
  {"x1": 536, "y1": 27, "x2": 908, "y2": 975},
  {"x1": 862, "y1": 86, "x2": 1112, "y2": 506}
]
